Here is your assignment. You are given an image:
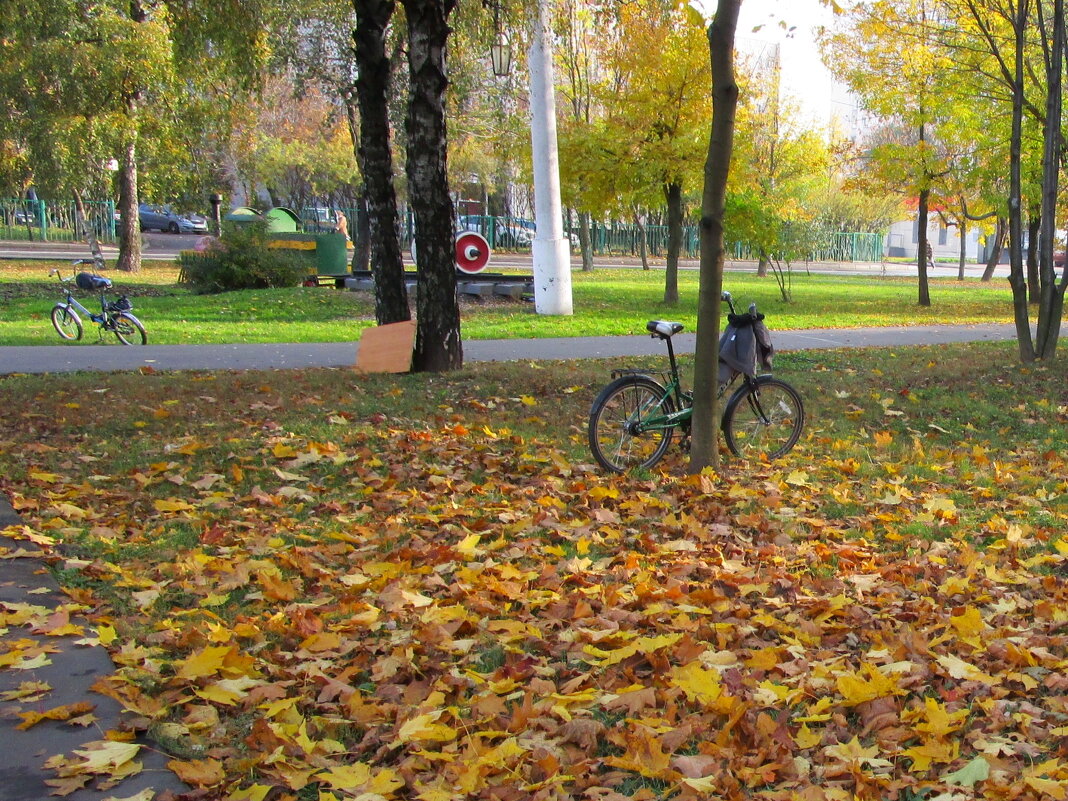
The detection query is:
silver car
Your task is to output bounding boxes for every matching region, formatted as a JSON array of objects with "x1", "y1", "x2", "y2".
[{"x1": 138, "y1": 204, "x2": 209, "y2": 234}]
